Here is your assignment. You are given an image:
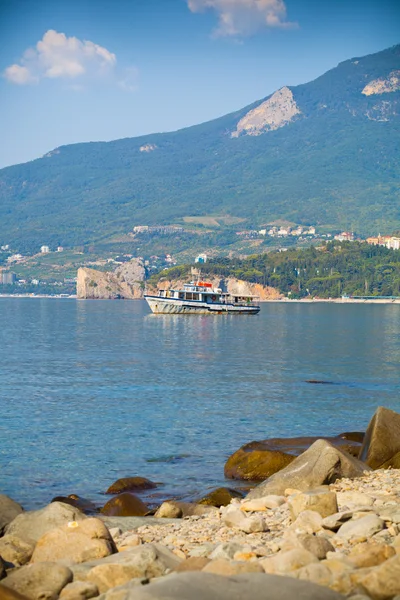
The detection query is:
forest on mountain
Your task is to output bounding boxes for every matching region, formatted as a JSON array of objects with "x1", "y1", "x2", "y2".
[{"x1": 151, "y1": 242, "x2": 400, "y2": 299}]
